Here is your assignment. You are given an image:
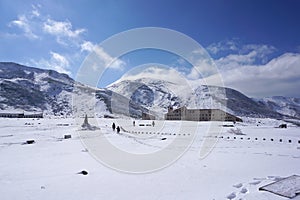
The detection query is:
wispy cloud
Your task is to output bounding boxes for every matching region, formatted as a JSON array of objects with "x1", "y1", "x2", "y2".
[
  {"x1": 5, "y1": 4, "x2": 115, "y2": 77},
  {"x1": 207, "y1": 39, "x2": 276, "y2": 65},
  {"x1": 50, "y1": 51, "x2": 70, "y2": 73},
  {"x1": 43, "y1": 19, "x2": 86, "y2": 46},
  {"x1": 202, "y1": 52, "x2": 300, "y2": 97},
  {"x1": 80, "y1": 41, "x2": 96, "y2": 52},
  {"x1": 205, "y1": 40, "x2": 299, "y2": 97},
  {"x1": 30, "y1": 51, "x2": 71, "y2": 76},
  {"x1": 120, "y1": 65, "x2": 187, "y2": 85},
  {"x1": 210, "y1": 40, "x2": 277, "y2": 71},
  {"x1": 175, "y1": 48, "x2": 219, "y2": 80},
  {"x1": 187, "y1": 58, "x2": 216, "y2": 80},
  {"x1": 206, "y1": 39, "x2": 239, "y2": 55},
  {"x1": 31, "y1": 4, "x2": 41, "y2": 17},
  {"x1": 7, "y1": 4, "x2": 86, "y2": 46},
  {"x1": 8, "y1": 14, "x2": 39, "y2": 39},
  {"x1": 216, "y1": 50, "x2": 257, "y2": 70},
  {"x1": 93, "y1": 46, "x2": 126, "y2": 71},
  {"x1": 170, "y1": 39, "x2": 298, "y2": 97}
]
